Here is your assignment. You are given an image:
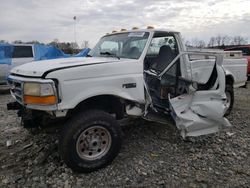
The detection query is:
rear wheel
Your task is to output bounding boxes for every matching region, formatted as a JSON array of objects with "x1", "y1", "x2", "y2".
[
  {"x1": 59, "y1": 110, "x2": 122, "y2": 172},
  {"x1": 224, "y1": 84, "x2": 234, "y2": 116}
]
